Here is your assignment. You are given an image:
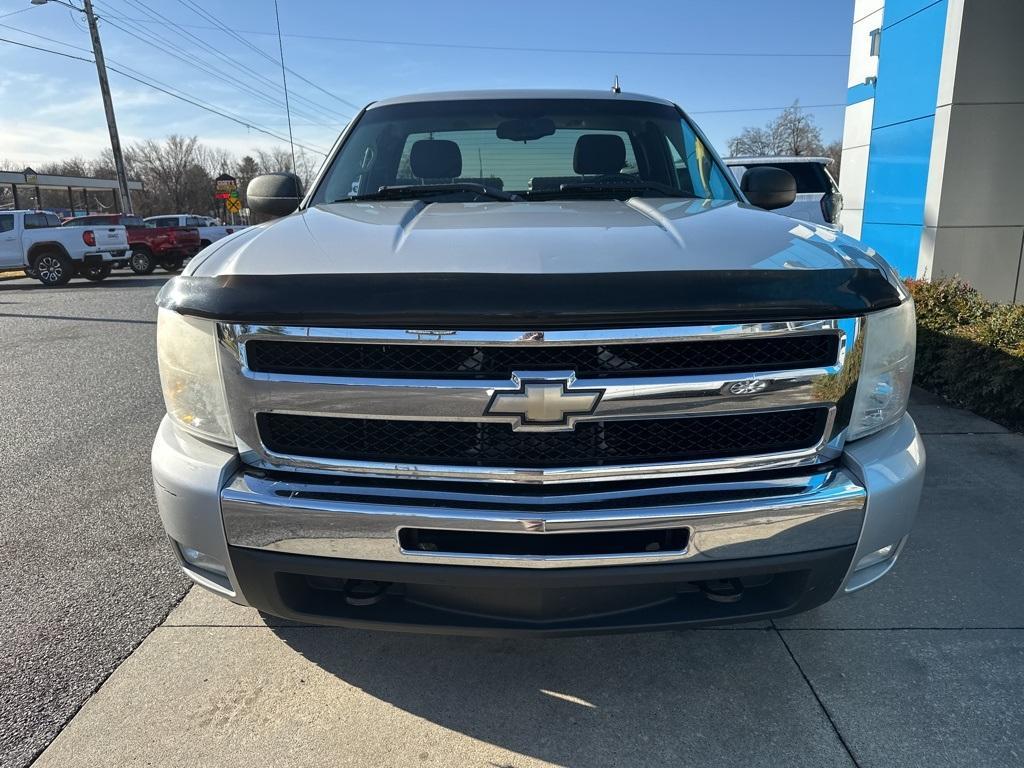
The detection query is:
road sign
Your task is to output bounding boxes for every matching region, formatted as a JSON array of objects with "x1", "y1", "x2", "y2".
[
  {"x1": 215, "y1": 173, "x2": 237, "y2": 194},
  {"x1": 225, "y1": 197, "x2": 242, "y2": 214},
  {"x1": 214, "y1": 192, "x2": 231, "y2": 200}
]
